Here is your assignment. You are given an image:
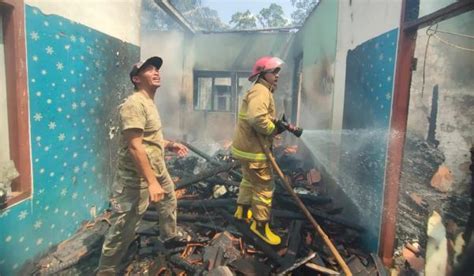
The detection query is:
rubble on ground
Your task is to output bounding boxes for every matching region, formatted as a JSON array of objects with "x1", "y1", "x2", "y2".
[
  {"x1": 25, "y1": 141, "x2": 387, "y2": 275},
  {"x1": 394, "y1": 134, "x2": 472, "y2": 274}
]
